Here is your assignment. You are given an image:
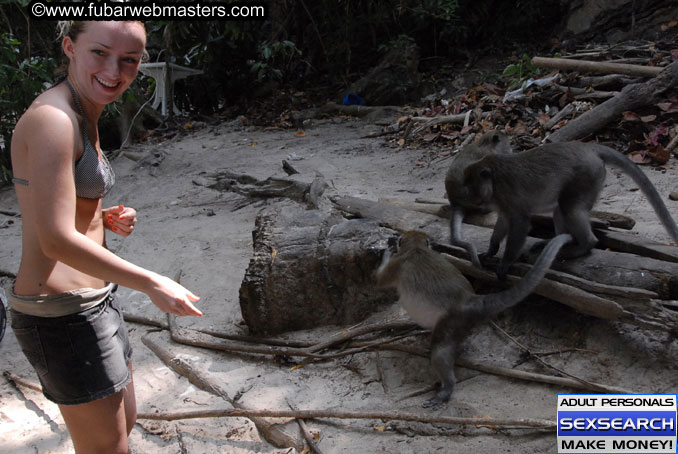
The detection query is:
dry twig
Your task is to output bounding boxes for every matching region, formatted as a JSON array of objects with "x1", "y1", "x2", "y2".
[
  {"x1": 124, "y1": 314, "x2": 635, "y2": 395},
  {"x1": 143, "y1": 327, "x2": 302, "y2": 451},
  {"x1": 288, "y1": 400, "x2": 325, "y2": 454},
  {"x1": 489, "y1": 322, "x2": 614, "y2": 393},
  {"x1": 137, "y1": 407, "x2": 557, "y2": 430}
]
